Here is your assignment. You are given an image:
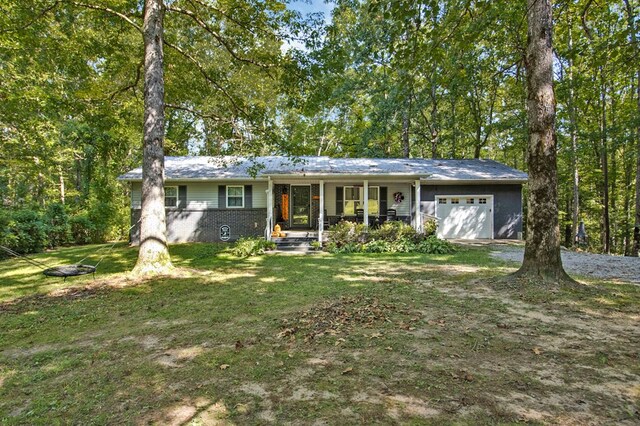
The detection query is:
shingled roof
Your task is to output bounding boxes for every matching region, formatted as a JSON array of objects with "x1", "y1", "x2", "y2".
[{"x1": 118, "y1": 156, "x2": 528, "y2": 182}]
